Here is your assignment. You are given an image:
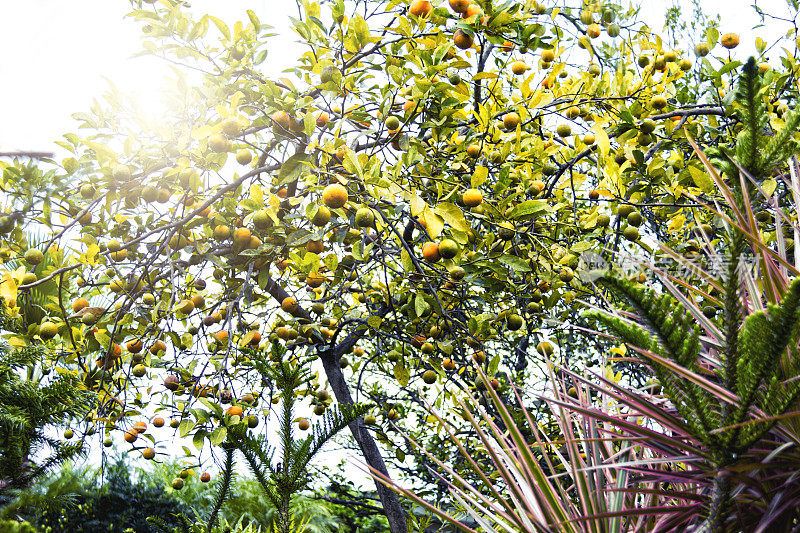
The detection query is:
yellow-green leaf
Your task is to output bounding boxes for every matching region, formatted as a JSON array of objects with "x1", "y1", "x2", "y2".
[
  {"x1": 435, "y1": 202, "x2": 469, "y2": 233},
  {"x1": 471, "y1": 165, "x2": 488, "y2": 188}
]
